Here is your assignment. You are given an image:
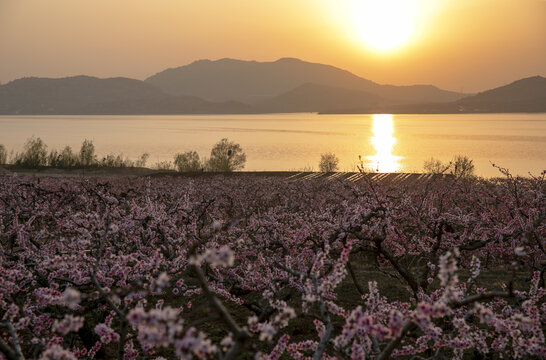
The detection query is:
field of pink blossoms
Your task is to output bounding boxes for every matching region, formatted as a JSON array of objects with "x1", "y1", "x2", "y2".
[{"x1": 0, "y1": 172, "x2": 544, "y2": 360}]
